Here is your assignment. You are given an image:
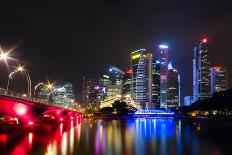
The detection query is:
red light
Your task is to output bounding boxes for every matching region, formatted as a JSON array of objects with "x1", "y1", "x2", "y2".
[
  {"x1": 60, "y1": 118, "x2": 63, "y2": 121},
  {"x1": 14, "y1": 103, "x2": 27, "y2": 115},
  {"x1": 214, "y1": 66, "x2": 222, "y2": 70},
  {"x1": 71, "y1": 117, "x2": 74, "y2": 120},
  {"x1": 125, "y1": 69, "x2": 133, "y2": 74},
  {"x1": 28, "y1": 121, "x2": 34, "y2": 125},
  {"x1": 203, "y1": 38, "x2": 207, "y2": 43}
]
